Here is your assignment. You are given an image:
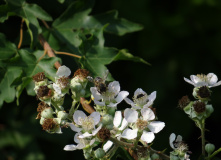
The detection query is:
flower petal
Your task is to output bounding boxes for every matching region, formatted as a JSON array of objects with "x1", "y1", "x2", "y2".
[
  {"x1": 64, "y1": 144, "x2": 78, "y2": 151},
  {"x1": 92, "y1": 124, "x2": 102, "y2": 136},
  {"x1": 212, "y1": 81, "x2": 221, "y2": 87},
  {"x1": 119, "y1": 118, "x2": 128, "y2": 130},
  {"x1": 89, "y1": 112, "x2": 100, "y2": 125},
  {"x1": 176, "y1": 135, "x2": 182, "y2": 142},
  {"x1": 78, "y1": 132, "x2": 92, "y2": 138},
  {"x1": 94, "y1": 99, "x2": 106, "y2": 106},
  {"x1": 124, "y1": 98, "x2": 134, "y2": 106},
  {"x1": 134, "y1": 88, "x2": 146, "y2": 96},
  {"x1": 184, "y1": 77, "x2": 195, "y2": 86},
  {"x1": 141, "y1": 131, "x2": 155, "y2": 143},
  {"x1": 124, "y1": 108, "x2": 138, "y2": 123},
  {"x1": 108, "y1": 81, "x2": 120, "y2": 95},
  {"x1": 69, "y1": 123, "x2": 82, "y2": 132},
  {"x1": 53, "y1": 83, "x2": 61, "y2": 94},
  {"x1": 113, "y1": 111, "x2": 122, "y2": 128},
  {"x1": 207, "y1": 73, "x2": 218, "y2": 85},
  {"x1": 57, "y1": 65, "x2": 71, "y2": 77},
  {"x1": 90, "y1": 87, "x2": 102, "y2": 100},
  {"x1": 145, "y1": 91, "x2": 156, "y2": 107},
  {"x1": 90, "y1": 138, "x2": 96, "y2": 146},
  {"x1": 74, "y1": 110, "x2": 87, "y2": 125},
  {"x1": 169, "y1": 133, "x2": 176, "y2": 149},
  {"x1": 103, "y1": 140, "x2": 113, "y2": 152},
  {"x1": 115, "y1": 91, "x2": 129, "y2": 103},
  {"x1": 141, "y1": 108, "x2": 155, "y2": 121},
  {"x1": 74, "y1": 132, "x2": 81, "y2": 143},
  {"x1": 190, "y1": 75, "x2": 201, "y2": 84},
  {"x1": 121, "y1": 129, "x2": 138, "y2": 140},
  {"x1": 148, "y1": 121, "x2": 165, "y2": 133}
]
